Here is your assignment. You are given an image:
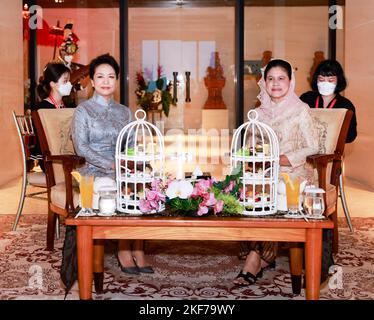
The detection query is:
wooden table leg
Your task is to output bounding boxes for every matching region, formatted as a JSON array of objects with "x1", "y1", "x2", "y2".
[
  {"x1": 305, "y1": 228, "x2": 323, "y2": 300},
  {"x1": 289, "y1": 244, "x2": 303, "y2": 295},
  {"x1": 93, "y1": 239, "x2": 105, "y2": 294},
  {"x1": 77, "y1": 226, "x2": 93, "y2": 300}
]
